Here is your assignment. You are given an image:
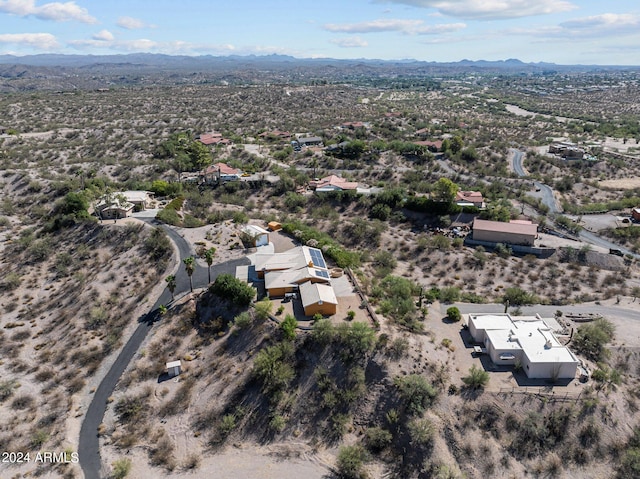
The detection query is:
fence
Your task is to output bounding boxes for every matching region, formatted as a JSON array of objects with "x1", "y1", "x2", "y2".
[
  {"x1": 497, "y1": 386, "x2": 584, "y2": 402},
  {"x1": 344, "y1": 267, "x2": 380, "y2": 329}
]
